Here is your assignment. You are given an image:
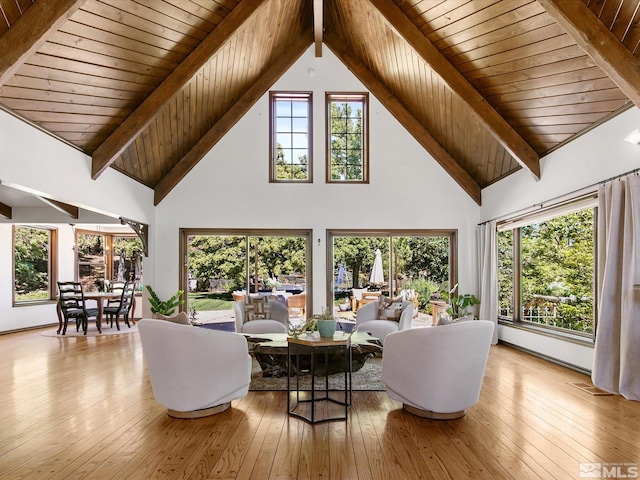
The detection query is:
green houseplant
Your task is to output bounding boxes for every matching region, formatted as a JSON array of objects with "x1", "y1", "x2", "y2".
[
  {"x1": 439, "y1": 283, "x2": 480, "y2": 321},
  {"x1": 146, "y1": 285, "x2": 185, "y2": 317}
]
